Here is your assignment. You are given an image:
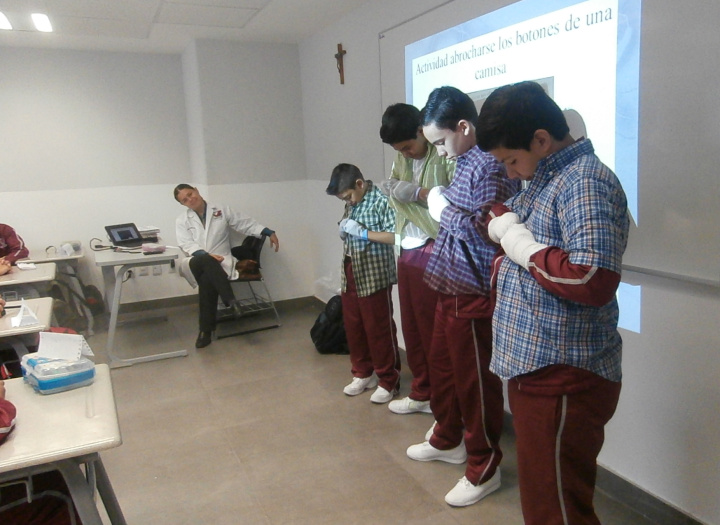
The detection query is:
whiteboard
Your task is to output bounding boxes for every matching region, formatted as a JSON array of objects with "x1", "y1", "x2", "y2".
[{"x1": 379, "y1": 0, "x2": 720, "y2": 283}]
